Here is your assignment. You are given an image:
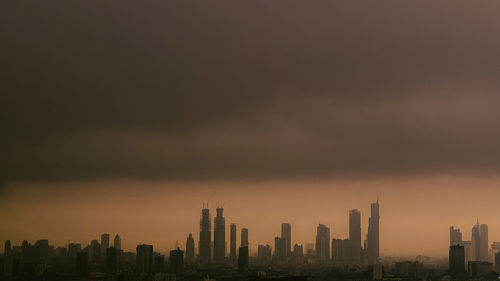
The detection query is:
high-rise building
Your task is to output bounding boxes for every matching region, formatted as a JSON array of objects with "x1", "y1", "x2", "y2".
[
  {"x1": 230, "y1": 223, "x2": 237, "y2": 262},
  {"x1": 257, "y1": 244, "x2": 272, "y2": 264},
  {"x1": 274, "y1": 237, "x2": 287, "y2": 259},
  {"x1": 68, "y1": 243, "x2": 82, "y2": 258},
  {"x1": 241, "y1": 228, "x2": 249, "y2": 248},
  {"x1": 101, "y1": 234, "x2": 110, "y2": 256},
  {"x1": 315, "y1": 224, "x2": 330, "y2": 262},
  {"x1": 293, "y1": 244, "x2": 304, "y2": 264},
  {"x1": 495, "y1": 252, "x2": 500, "y2": 272},
  {"x1": 185, "y1": 233, "x2": 195, "y2": 264},
  {"x1": 136, "y1": 244, "x2": 153, "y2": 274},
  {"x1": 113, "y1": 234, "x2": 121, "y2": 251},
  {"x1": 367, "y1": 200, "x2": 380, "y2": 265},
  {"x1": 472, "y1": 221, "x2": 489, "y2": 262},
  {"x1": 238, "y1": 246, "x2": 249, "y2": 274},
  {"x1": 154, "y1": 254, "x2": 165, "y2": 273},
  {"x1": 169, "y1": 248, "x2": 184, "y2": 275},
  {"x1": 449, "y1": 245, "x2": 465, "y2": 277},
  {"x1": 199, "y1": 207, "x2": 211, "y2": 263},
  {"x1": 450, "y1": 226, "x2": 462, "y2": 246},
  {"x1": 462, "y1": 240, "x2": 473, "y2": 265},
  {"x1": 349, "y1": 209, "x2": 361, "y2": 261},
  {"x1": 4, "y1": 240, "x2": 11, "y2": 256},
  {"x1": 89, "y1": 240, "x2": 101, "y2": 261},
  {"x1": 213, "y1": 207, "x2": 226, "y2": 262},
  {"x1": 281, "y1": 223, "x2": 291, "y2": 257},
  {"x1": 106, "y1": 247, "x2": 118, "y2": 272}
]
